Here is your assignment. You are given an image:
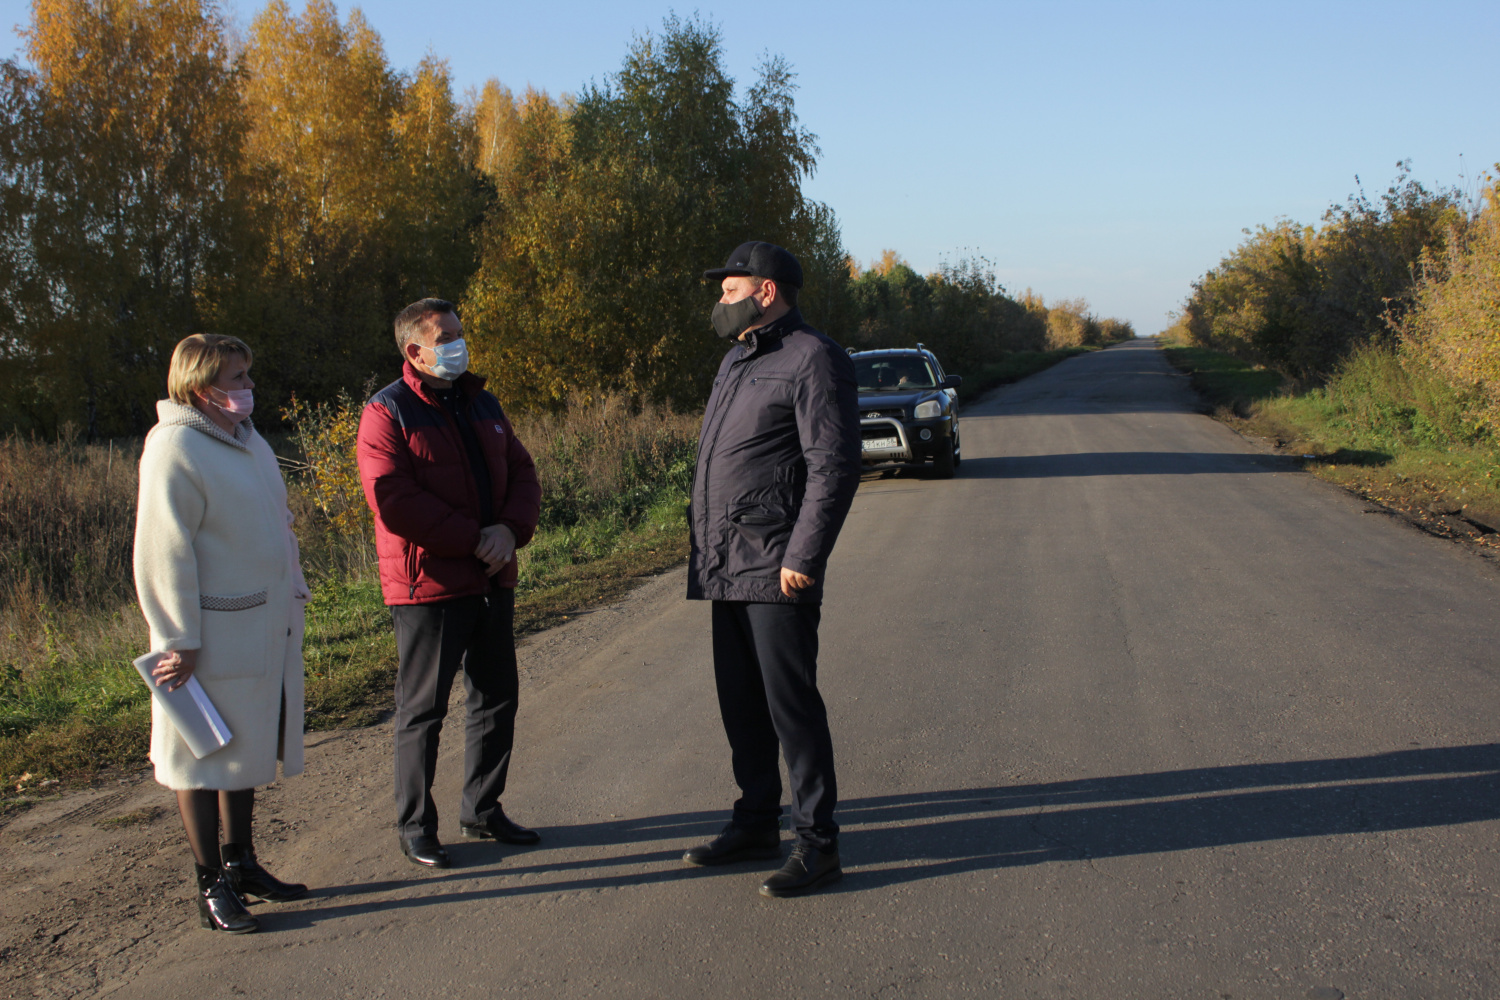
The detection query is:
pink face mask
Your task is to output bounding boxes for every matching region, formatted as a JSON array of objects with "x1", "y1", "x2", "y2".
[{"x1": 209, "y1": 387, "x2": 254, "y2": 422}]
